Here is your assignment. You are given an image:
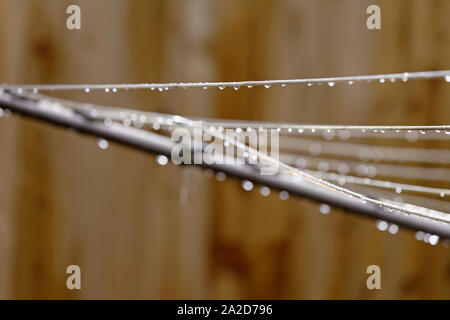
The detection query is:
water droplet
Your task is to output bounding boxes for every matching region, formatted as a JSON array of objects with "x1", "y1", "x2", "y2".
[
  {"x1": 264, "y1": 84, "x2": 272, "y2": 88},
  {"x1": 309, "y1": 142, "x2": 322, "y2": 156},
  {"x1": 281, "y1": 83, "x2": 287, "y2": 87},
  {"x1": 323, "y1": 129, "x2": 335, "y2": 140},
  {"x1": 297, "y1": 129, "x2": 304, "y2": 133},
  {"x1": 89, "y1": 109, "x2": 98, "y2": 118},
  {"x1": 233, "y1": 86, "x2": 240, "y2": 91},
  {"x1": 259, "y1": 186, "x2": 270, "y2": 197},
  {"x1": 97, "y1": 138, "x2": 109, "y2": 150},
  {"x1": 204, "y1": 169, "x2": 214, "y2": 178},
  {"x1": 338, "y1": 164, "x2": 350, "y2": 175},
  {"x1": 319, "y1": 204, "x2": 331, "y2": 215},
  {"x1": 405, "y1": 130, "x2": 419, "y2": 142},
  {"x1": 390, "y1": 78, "x2": 396, "y2": 83},
  {"x1": 104, "y1": 118, "x2": 113, "y2": 126},
  {"x1": 202, "y1": 86, "x2": 208, "y2": 90},
  {"x1": 395, "y1": 187, "x2": 402, "y2": 194},
  {"x1": 216, "y1": 172, "x2": 226, "y2": 181},
  {"x1": 84, "y1": 88, "x2": 90, "y2": 93},
  {"x1": 105, "y1": 88, "x2": 110, "y2": 93},
  {"x1": 158, "y1": 87, "x2": 164, "y2": 92},
  {"x1": 156, "y1": 155, "x2": 168, "y2": 166},
  {"x1": 338, "y1": 130, "x2": 351, "y2": 140},
  {"x1": 328, "y1": 82, "x2": 335, "y2": 87},
  {"x1": 348, "y1": 81, "x2": 354, "y2": 85},
  {"x1": 112, "y1": 88, "x2": 118, "y2": 93},
  {"x1": 296, "y1": 158, "x2": 307, "y2": 169},
  {"x1": 17, "y1": 88, "x2": 23, "y2": 94},
  {"x1": 429, "y1": 235, "x2": 439, "y2": 245},
  {"x1": 388, "y1": 224, "x2": 399, "y2": 234},
  {"x1": 279, "y1": 191, "x2": 289, "y2": 200},
  {"x1": 445, "y1": 75, "x2": 450, "y2": 82},
  {"x1": 318, "y1": 162, "x2": 330, "y2": 172},
  {"x1": 32, "y1": 88, "x2": 39, "y2": 94},
  {"x1": 402, "y1": 73, "x2": 409, "y2": 82},
  {"x1": 379, "y1": 78, "x2": 385, "y2": 83},
  {"x1": 415, "y1": 231, "x2": 425, "y2": 241},
  {"x1": 440, "y1": 192, "x2": 445, "y2": 197},
  {"x1": 376, "y1": 220, "x2": 388, "y2": 231},
  {"x1": 307, "y1": 83, "x2": 312, "y2": 87},
  {"x1": 123, "y1": 118, "x2": 131, "y2": 127},
  {"x1": 218, "y1": 86, "x2": 225, "y2": 90},
  {"x1": 247, "y1": 85, "x2": 253, "y2": 88},
  {"x1": 241, "y1": 180, "x2": 253, "y2": 191}
]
